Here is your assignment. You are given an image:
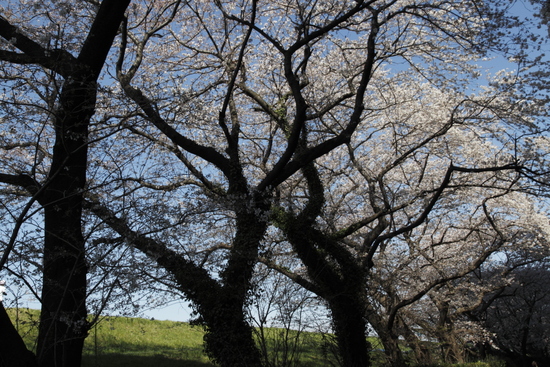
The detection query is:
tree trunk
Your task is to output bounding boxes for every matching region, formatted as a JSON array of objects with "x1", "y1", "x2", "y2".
[
  {"x1": 35, "y1": 70, "x2": 91, "y2": 367},
  {"x1": 433, "y1": 300, "x2": 463, "y2": 364},
  {"x1": 202, "y1": 300, "x2": 263, "y2": 367},
  {"x1": 328, "y1": 295, "x2": 371, "y2": 367},
  {"x1": 365, "y1": 310, "x2": 408, "y2": 367},
  {"x1": 281, "y1": 220, "x2": 372, "y2": 366},
  {"x1": 397, "y1": 316, "x2": 433, "y2": 365},
  {"x1": 201, "y1": 208, "x2": 267, "y2": 367},
  {"x1": 150, "y1": 201, "x2": 268, "y2": 367},
  {"x1": 87, "y1": 195, "x2": 268, "y2": 367},
  {"x1": 379, "y1": 330, "x2": 408, "y2": 367},
  {"x1": 34, "y1": 1, "x2": 131, "y2": 365},
  {"x1": 37, "y1": 204, "x2": 88, "y2": 367},
  {"x1": 275, "y1": 161, "x2": 373, "y2": 367},
  {"x1": 0, "y1": 303, "x2": 38, "y2": 367}
]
